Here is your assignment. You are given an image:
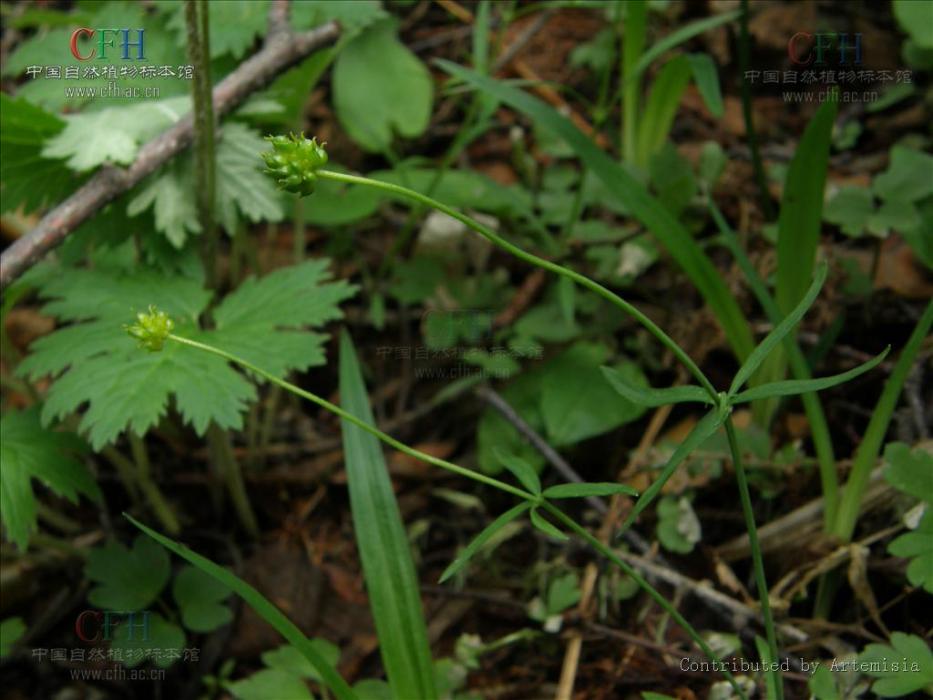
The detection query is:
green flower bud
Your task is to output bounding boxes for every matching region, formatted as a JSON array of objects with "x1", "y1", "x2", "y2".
[
  {"x1": 261, "y1": 133, "x2": 328, "y2": 197},
  {"x1": 125, "y1": 305, "x2": 174, "y2": 352}
]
